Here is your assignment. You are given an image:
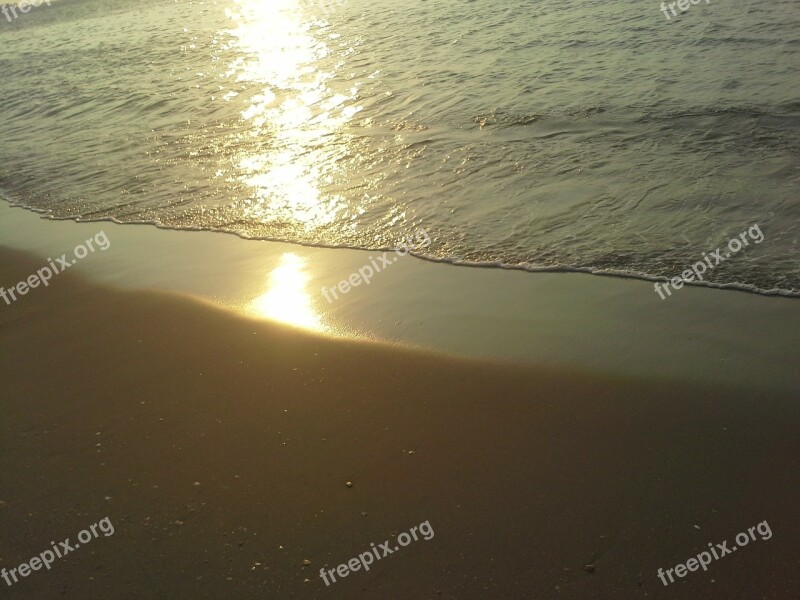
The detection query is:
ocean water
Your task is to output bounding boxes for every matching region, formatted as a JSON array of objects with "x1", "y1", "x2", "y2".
[{"x1": 1, "y1": 0, "x2": 798, "y2": 295}]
